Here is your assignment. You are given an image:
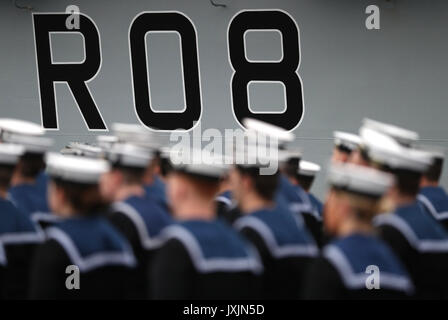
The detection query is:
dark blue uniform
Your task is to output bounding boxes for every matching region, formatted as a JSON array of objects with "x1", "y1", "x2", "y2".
[
  {"x1": 302, "y1": 233, "x2": 413, "y2": 299},
  {"x1": 375, "y1": 202, "x2": 448, "y2": 298},
  {"x1": 234, "y1": 205, "x2": 318, "y2": 299},
  {"x1": 151, "y1": 219, "x2": 262, "y2": 299},
  {"x1": 0, "y1": 198, "x2": 40, "y2": 240},
  {"x1": 8, "y1": 182, "x2": 49, "y2": 217},
  {"x1": 29, "y1": 215, "x2": 136, "y2": 299},
  {"x1": 309, "y1": 192, "x2": 324, "y2": 219},
  {"x1": 109, "y1": 195, "x2": 173, "y2": 298},
  {"x1": 144, "y1": 176, "x2": 168, "y2": 211},
  {"x1": 8, "y1": 172, "x2": 59, "y2": 231},
  {"x1": 0, "y1": 198, "x2": 43, "y2": 298},
  {"x1": 418, "y1": 186, "x2": 448, "y2": 231},
  {"x1": 277, "y1": 175, "x2": 312, "y2": 212},
  {"x1": 279, "y1": 176, "x2": 324, "y2": 247},
  {"x1": 35, "y1": 171, "x2": 49, "y2": 203},
  {"x1": 111, "y1": 195, "x2": 173, "y2": 249}
]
